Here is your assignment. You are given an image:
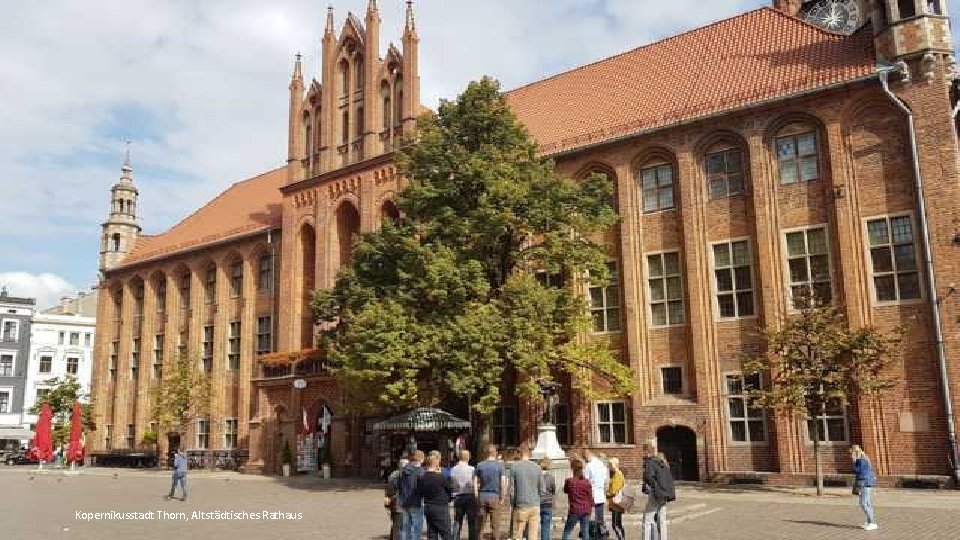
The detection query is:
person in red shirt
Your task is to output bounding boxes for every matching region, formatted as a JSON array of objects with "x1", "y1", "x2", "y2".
[{"x1": 562, "y1": 459, "x2": 593, "y2": 540}]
